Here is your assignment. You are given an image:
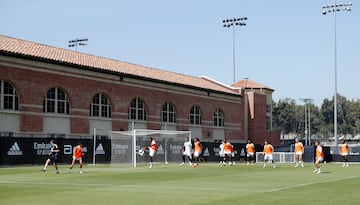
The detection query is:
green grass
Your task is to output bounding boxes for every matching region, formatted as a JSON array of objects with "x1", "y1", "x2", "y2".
[{"x1": 0, "y1": 162, "x2": 359, "y2": 205}]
